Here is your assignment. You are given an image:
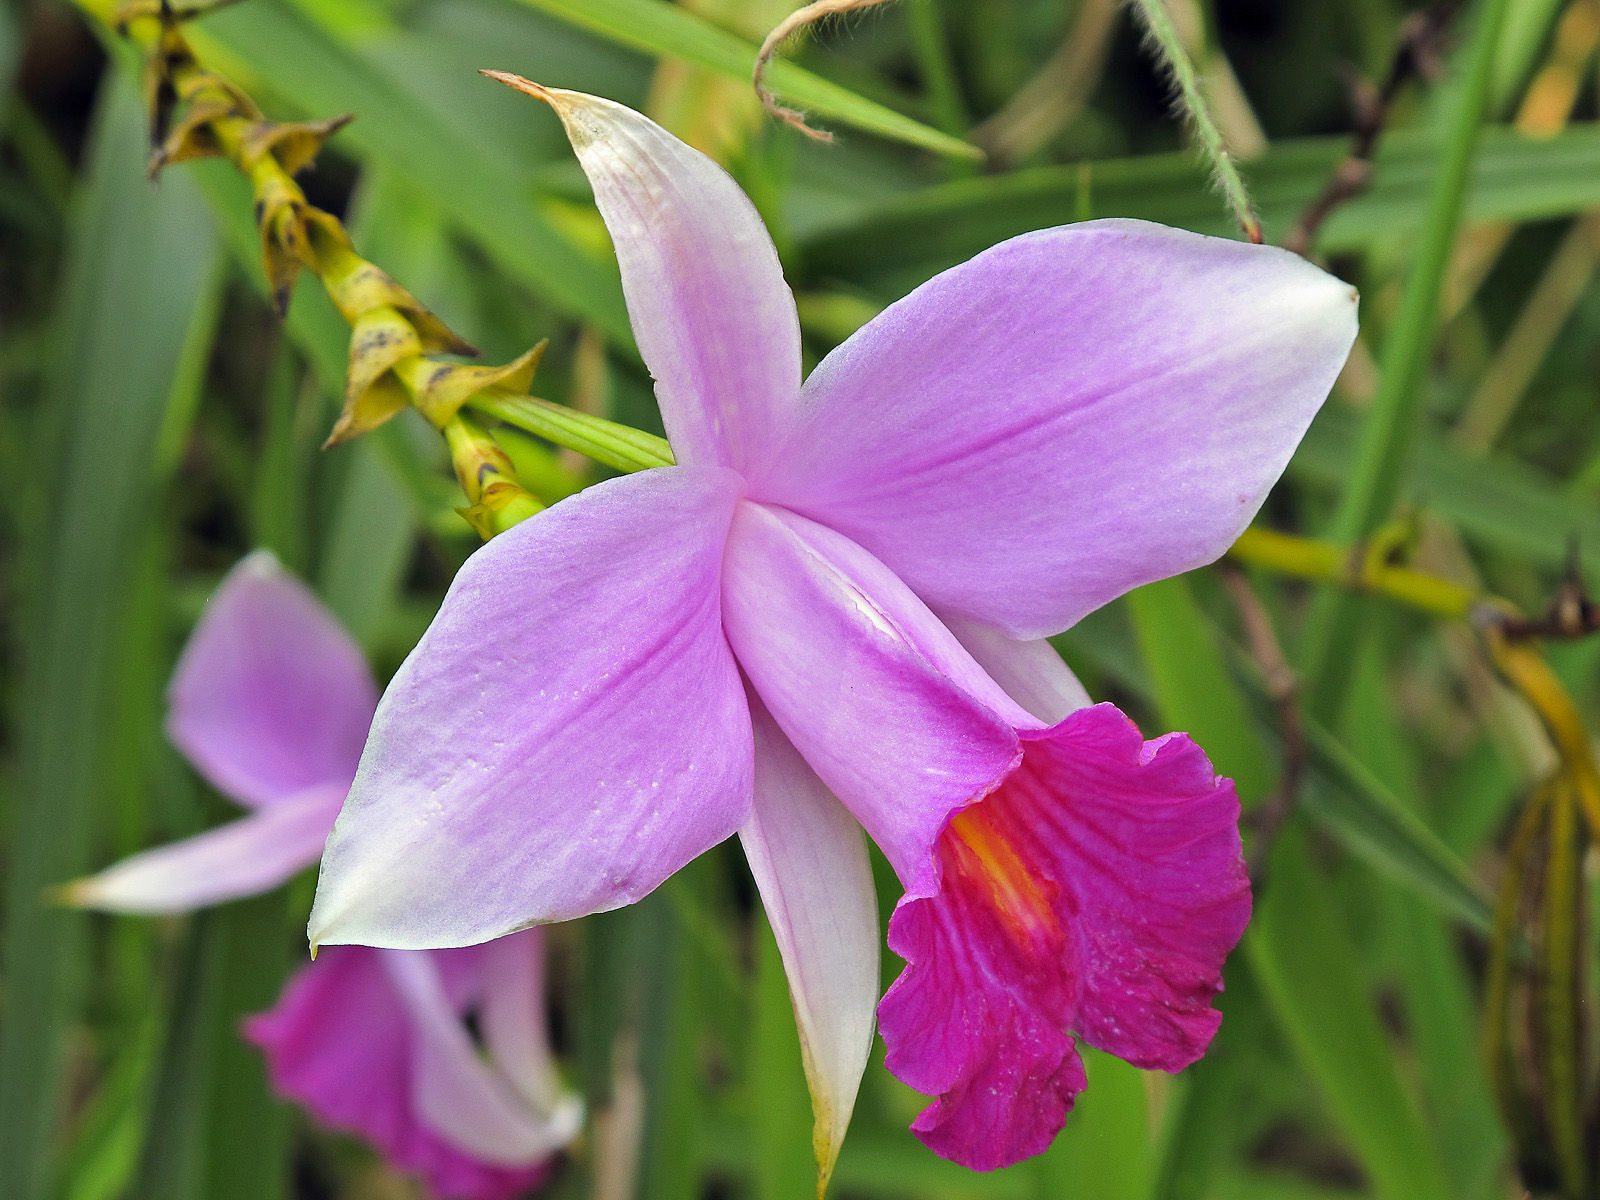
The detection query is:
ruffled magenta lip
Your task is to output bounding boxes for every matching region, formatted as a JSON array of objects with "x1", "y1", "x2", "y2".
[{"x1": 878, "y1": 704, "x2": 1252, "y2": 1171}]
